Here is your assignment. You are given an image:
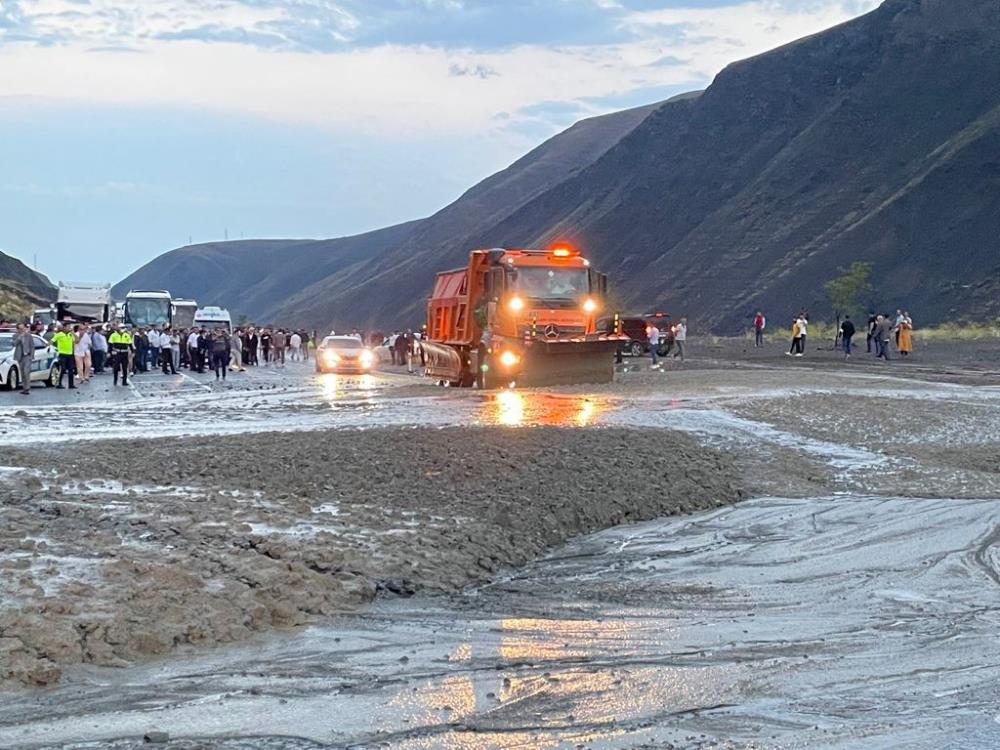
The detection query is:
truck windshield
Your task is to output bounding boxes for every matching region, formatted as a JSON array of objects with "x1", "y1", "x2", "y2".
[
  {"x1": 125, "y1": 298, "x2": 171, "y2": 327},
  {"x1": 57, "y1": 303, "x2": 105, "y2": 323},
  {"x1": 514, "y1": 268, "x2": 588, "y2": 300}
]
